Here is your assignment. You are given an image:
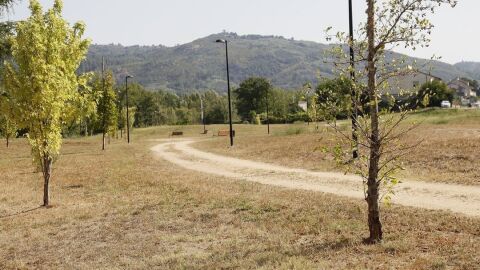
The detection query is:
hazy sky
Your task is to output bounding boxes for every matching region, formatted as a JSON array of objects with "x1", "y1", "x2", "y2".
[{"x1": 5, "y1": 0, "x2": 478, "y2": 64}]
